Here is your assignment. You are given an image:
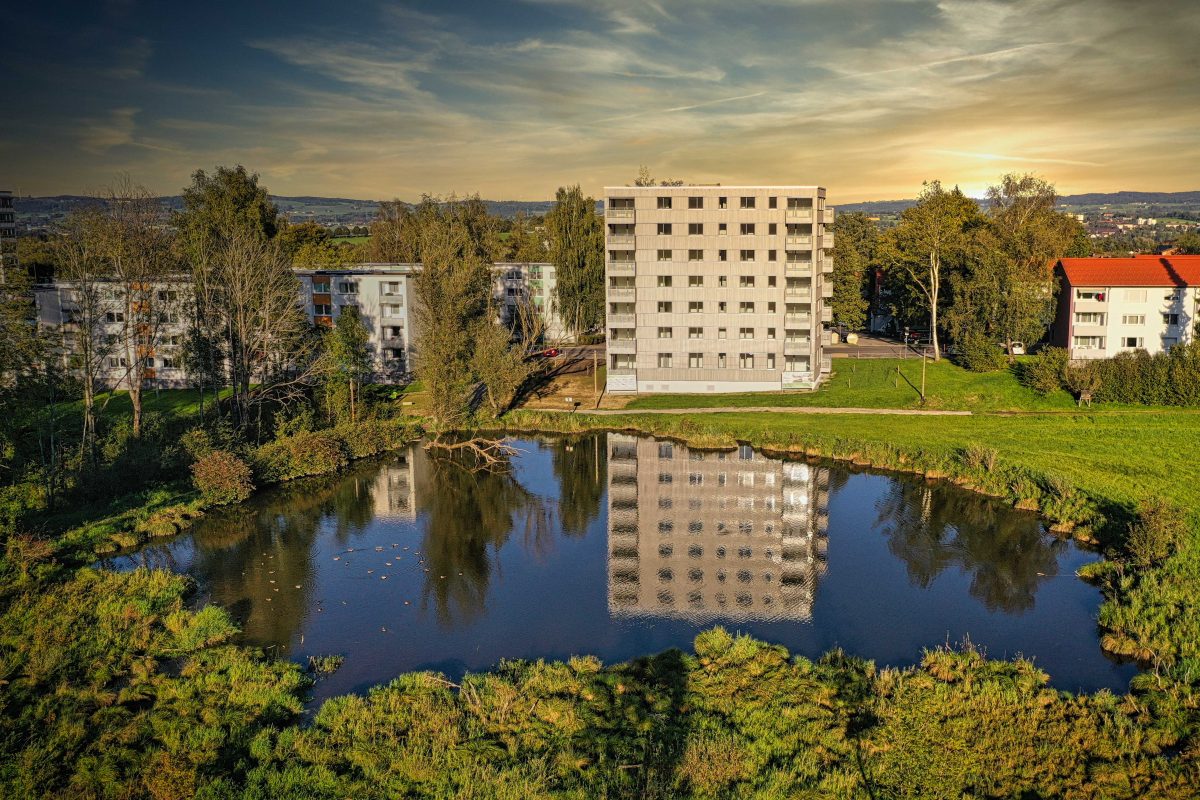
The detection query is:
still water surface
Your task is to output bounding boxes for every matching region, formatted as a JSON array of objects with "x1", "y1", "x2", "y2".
[{"x1": 107, "y1": 434, "x2": 1135, "y2": 702}]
